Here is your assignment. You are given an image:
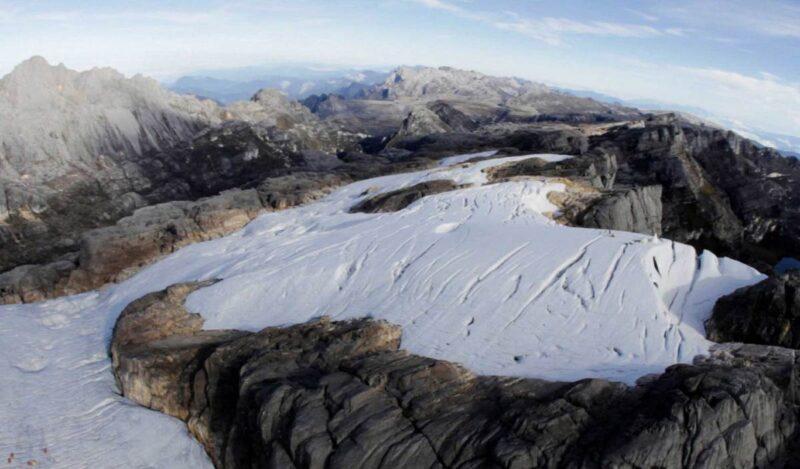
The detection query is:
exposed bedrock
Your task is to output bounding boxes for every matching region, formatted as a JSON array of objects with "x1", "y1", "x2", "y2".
[
  {"x1": 485, "y1": 149, "x2": 617, "y2": 189},
  {"x1": 0, "y1": 152, "x2": 444, "y2": 304},
  {"x1": 579, "y1": 185, "x2": 663, "y2": 236},
  {"x1": 599, "y1": 114, "x2": 800, "y2": 268},
  {"x1": 0, "y1": 173, "x2": 347, "y2": 304},
  {"x1": 485, "y1": 152, "x2": 662, "y2": 235},
  {"x1": 112, "y1": 282, "x2": 800, "y2": 469},
  {"x1": 707, "y1": 272, "x2": 800, "y2": 349},
  {"x1": 349, "y1": 179, "x2": 462, "y2": 213},
  {"x1": 387, "y1": 125, "x2": 589, "y2": 158}
]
